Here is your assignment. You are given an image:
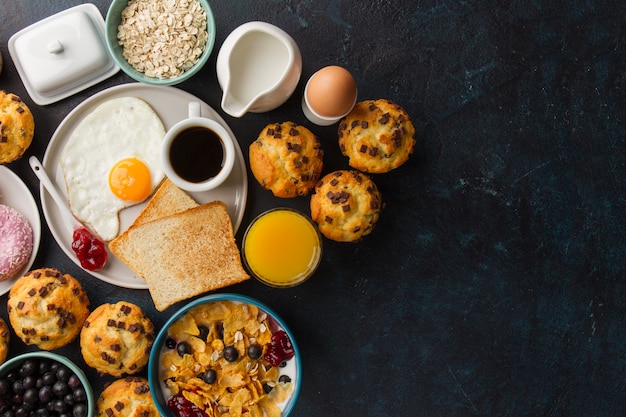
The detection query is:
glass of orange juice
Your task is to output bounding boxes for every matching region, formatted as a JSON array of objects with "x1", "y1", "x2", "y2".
[{"x1": 242, "y1": 208, "x2": 322, "y2": 287}]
